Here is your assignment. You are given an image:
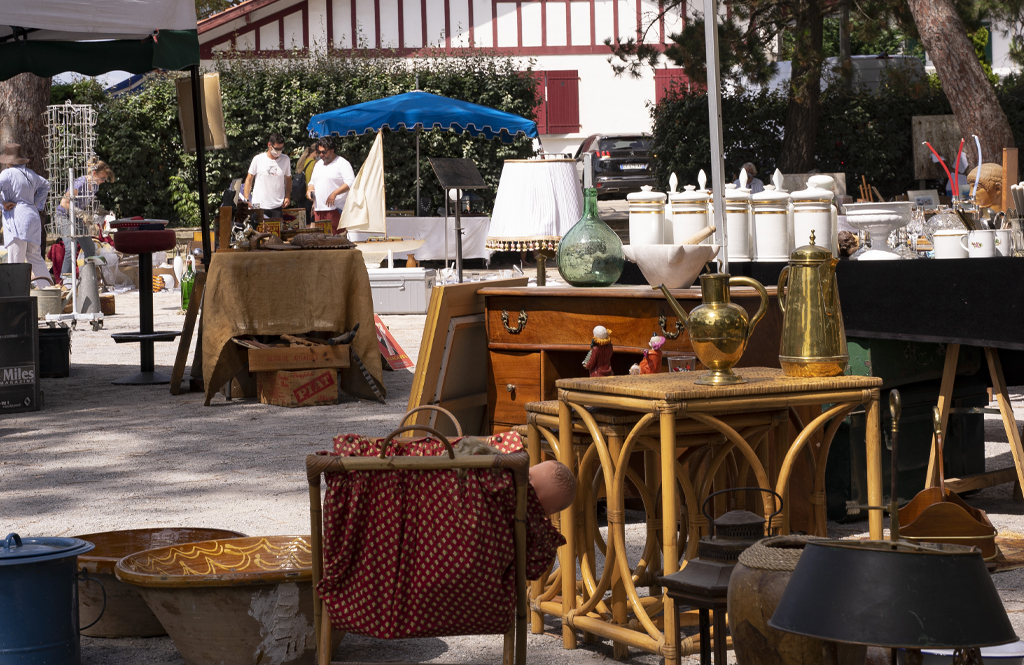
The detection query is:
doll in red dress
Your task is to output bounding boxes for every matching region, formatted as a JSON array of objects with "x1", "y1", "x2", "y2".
[{"x1": 583, "y1": 326, "x2": 614, "y2": 377}]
